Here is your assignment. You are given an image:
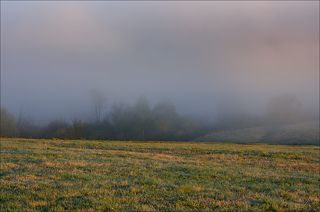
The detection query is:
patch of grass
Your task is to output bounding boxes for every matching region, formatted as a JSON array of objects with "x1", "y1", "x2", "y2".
[{"x1": 0, "y1": 138, "x2": 319, "y2": 210}]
